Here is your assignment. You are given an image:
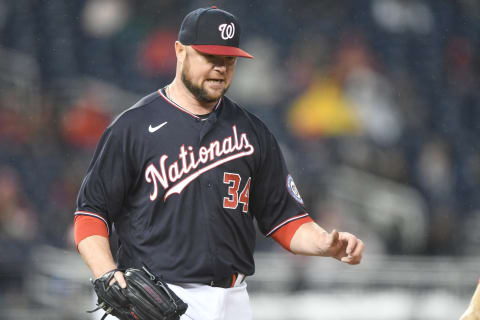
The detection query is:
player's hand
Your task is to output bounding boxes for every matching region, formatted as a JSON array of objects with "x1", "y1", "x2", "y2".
[
  {"x1": 96, "y1": 269, "x2": 127, "y2": 288},
  {"x1": 109, "y1": 271, "x2": 127, "y2": 288},
  {"x1": 321, "y1": 229, "x2": 364, "y2": 265}
]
